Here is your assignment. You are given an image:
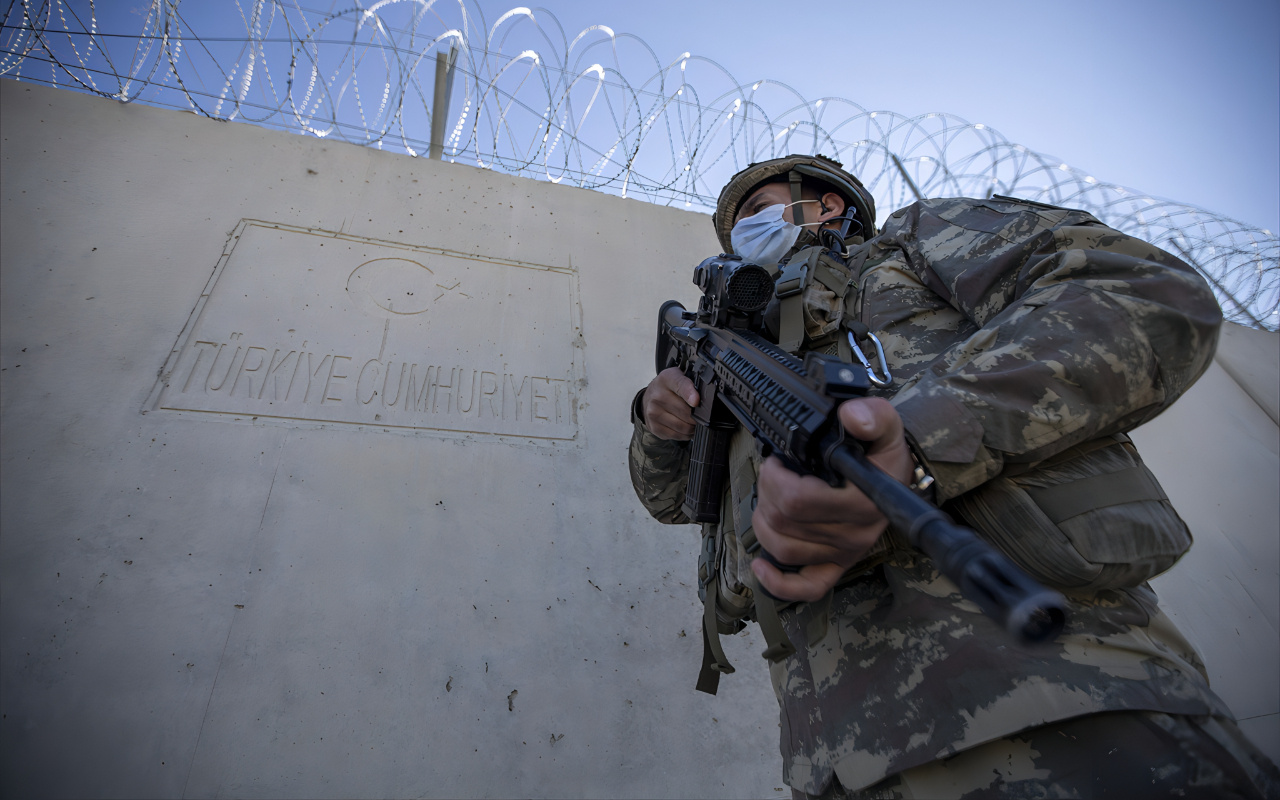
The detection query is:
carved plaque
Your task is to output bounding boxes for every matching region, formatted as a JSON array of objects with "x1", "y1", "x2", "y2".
[{"x1": 146, "y1": 220, "x2": 582, "y2": 441}]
